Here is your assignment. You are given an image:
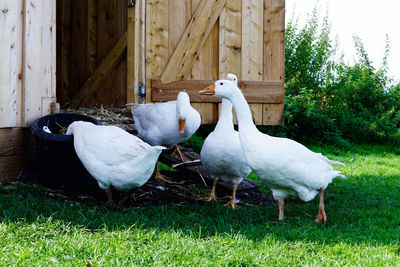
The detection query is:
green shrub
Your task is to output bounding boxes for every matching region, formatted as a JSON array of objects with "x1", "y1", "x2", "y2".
[{"x1": 264, "y1": 7, "x2": 400, "y2": 145}]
